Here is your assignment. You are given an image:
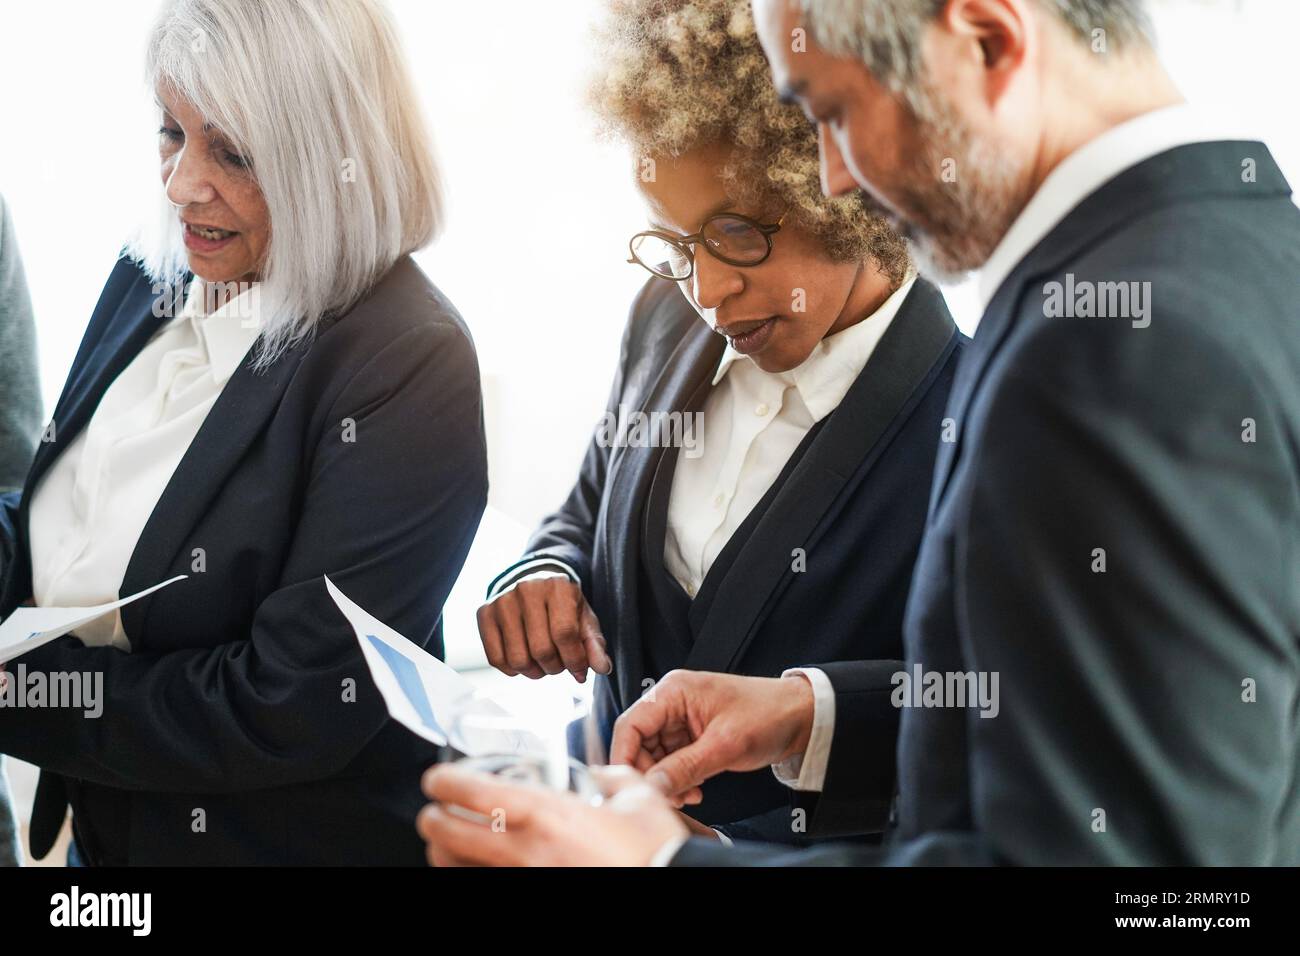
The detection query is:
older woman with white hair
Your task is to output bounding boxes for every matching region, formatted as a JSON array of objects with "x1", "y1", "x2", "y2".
[{"x1": 0, "y1": 0, "x2": 486, "y2": 865}]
